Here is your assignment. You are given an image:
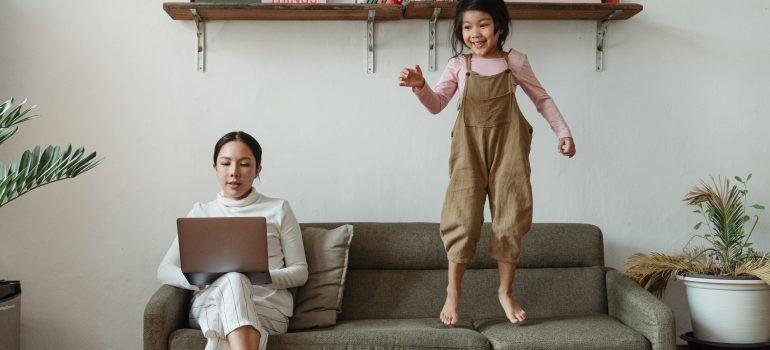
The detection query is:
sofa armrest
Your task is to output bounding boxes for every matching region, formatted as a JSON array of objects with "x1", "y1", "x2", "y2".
[
  {"x1": 144, "y1": 285, "x2": 191, "y2": 350},
  {"x1": 605, "y1": 267, "x2": 676, "y2": 350}
]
